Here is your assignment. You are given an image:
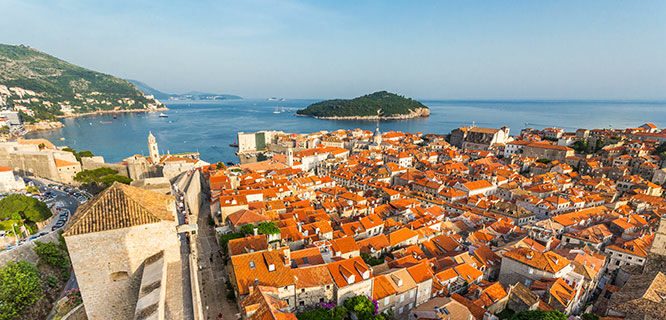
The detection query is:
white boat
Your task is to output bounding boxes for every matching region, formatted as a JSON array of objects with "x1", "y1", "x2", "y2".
[
  {"x1": 273, "y1": 107, "x2": 280, "y2": 114},
  {"x1": 159, "y1": 113, "x2": 168, "y2": 118}
]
